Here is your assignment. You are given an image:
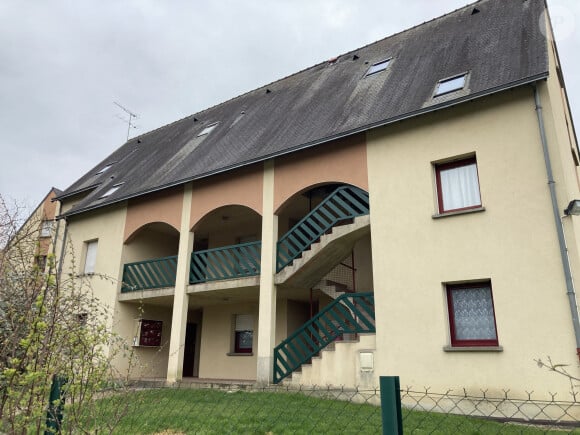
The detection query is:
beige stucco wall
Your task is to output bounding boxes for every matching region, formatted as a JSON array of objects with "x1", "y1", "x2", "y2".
[
  {"x1": 60, "y1": 203, "x2": 128, "y2": 362},
  {"x1": 273, "y1": 133, "x2": 368, "y2": 212},
  {"x1": 113, "y1": 302, "x2": 173, "y2": 379},
  {"x1": 353, "y1": 235, "x2": 373, "y2": 292},
  {"x1": 197, "y1": 303, "x2": 259, "y2": 380},
  {"x1": 367, "y1": 86, "x2": 579, "y2": 397},
  {"x1": 196, "y1": 298, "x2": 297, "y2": 380}
]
